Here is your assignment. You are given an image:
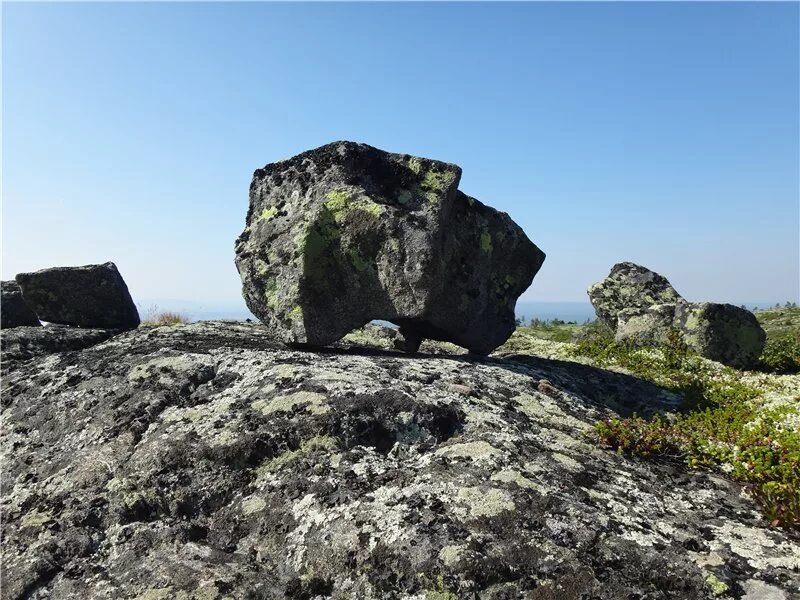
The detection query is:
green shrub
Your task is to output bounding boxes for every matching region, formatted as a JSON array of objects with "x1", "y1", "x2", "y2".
[
  {"x1": 575, "y1": 328, "x2": 799, "y2": 528},
  {"x1": 760, "y1": 333, "x2": 800, "y2": 374},
  {"x1": 595, "y1": 406, "x2": 800, "y2": 528}
]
